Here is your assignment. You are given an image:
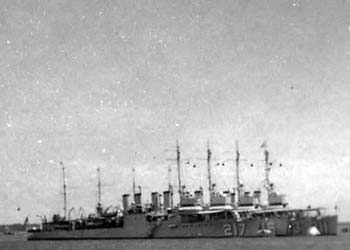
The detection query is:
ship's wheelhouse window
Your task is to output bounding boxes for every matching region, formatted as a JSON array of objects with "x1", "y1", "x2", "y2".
[{"x1": 341, "y1": 228, "x2": 349, "y2": 233}]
